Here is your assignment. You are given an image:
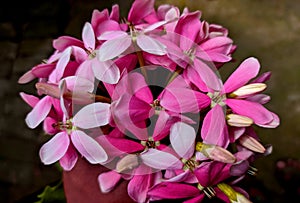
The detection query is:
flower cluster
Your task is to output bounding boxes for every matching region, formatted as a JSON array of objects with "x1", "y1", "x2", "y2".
[{"x1": 19, "y1": 0, "x2": 279, "y2": 202}]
